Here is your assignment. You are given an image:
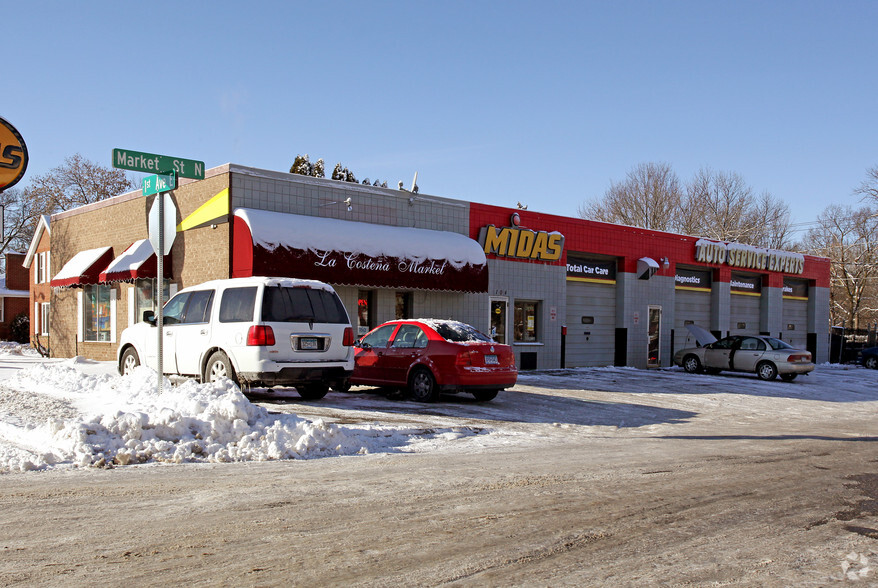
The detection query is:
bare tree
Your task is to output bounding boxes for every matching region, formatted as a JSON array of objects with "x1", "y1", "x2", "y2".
[
  {"x1": 744, "y1": 191, "x2": 793, "y2": 250},
  {"x1": 801, "y1": 204, "x2": 878, "y2": 329},
  {"x1": 578, "y1": 162, "x2": 682, "y2": 231},
  {"x1": 26, "y1": 153, "x2": 134, "y2": 214},
  {"x1": 854, "y1": 165, "x2": 878, "y2": 203},
  {"x1": 0, "y1": 187, "x2": 42, "y2": 254},
  {"x1": 581, "y1": 163, "x2": 793, "y2": 247},
  {"x1": 682, "y1": 168, "x2": 755, "y2": 243}
]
